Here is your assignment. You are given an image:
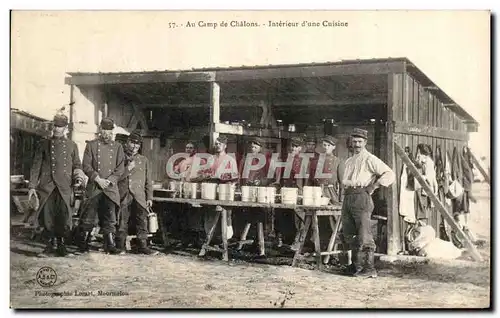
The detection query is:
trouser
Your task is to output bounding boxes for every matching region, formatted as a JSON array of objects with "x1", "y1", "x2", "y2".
[
  {"x1": 40, "y1": 188, "x2": 70, "y2": 238},
  {"x1": 341, "y1": 187, "x2": 376, "y2": 252},
  {"x1": 79, "y1": 193, "x2": 116, "y2": 235},
  {"x1": 117, "y1": 197, "x2": 149, "y2": 241}
]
